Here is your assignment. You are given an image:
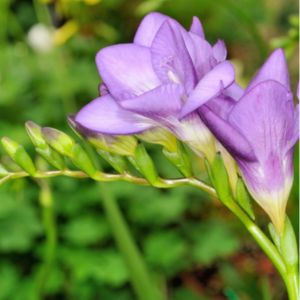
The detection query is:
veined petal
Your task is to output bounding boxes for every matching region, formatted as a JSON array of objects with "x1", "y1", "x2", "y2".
[
  {"x1": 206, "y1": 95, "x2": 236, "y2": 120},
  {"x1": 75, "y1": 95, "x2": 153, "y2": 135},
  {"x1": 212, "y1": 40, "x2": 227, "y2": 63},
  {"x1": 223, "y1": 82, "x2": 244, "y2": 100},
  {"x1": 229, "y1": 80, "x2": 297, "y2": 161},
  {"x1": 246, "y1": 48, "x2": 290, "y2": 92},
  {"x1": 175, "y1": 113, "x2": 216, "y2": 161},
  {"x1": 134, "y1": 12, "x2": 171, "y2": 47},
  {"x1": 180, "y1": 61, "x2": 235, "y2": 117},
  {"x1": 189, "y1": 16, "x2": 205, "y2": 38},
  {"x1": 96, "y1": 44, "x2": 160, "y2": 100},
  {"x1": 151, "y1": 21, "x2": 196, "y2": 92},
  {"x1": 199, "y1": 105, "x2": 256, "y2": 161},
  {"x1": 120, "y1": 83, "x2": 184, "y2": 117},
  {"x1": 188, "y1": 33, "x2": 213, "y2": 79}
]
